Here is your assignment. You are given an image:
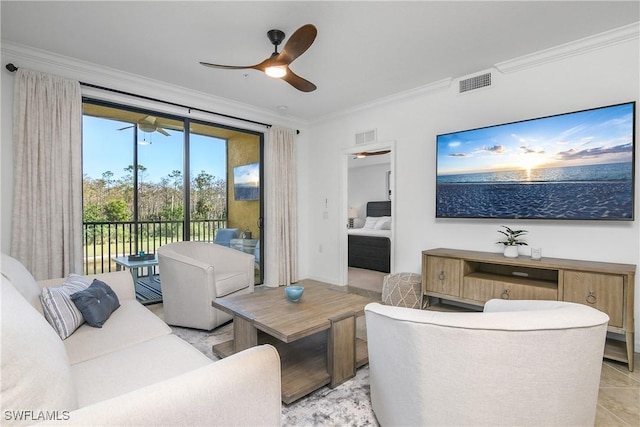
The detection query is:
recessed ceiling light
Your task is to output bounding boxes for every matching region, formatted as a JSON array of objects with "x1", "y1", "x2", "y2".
[{"x1": 277, "y1": 105, "x2": 288, "y2": 112}]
